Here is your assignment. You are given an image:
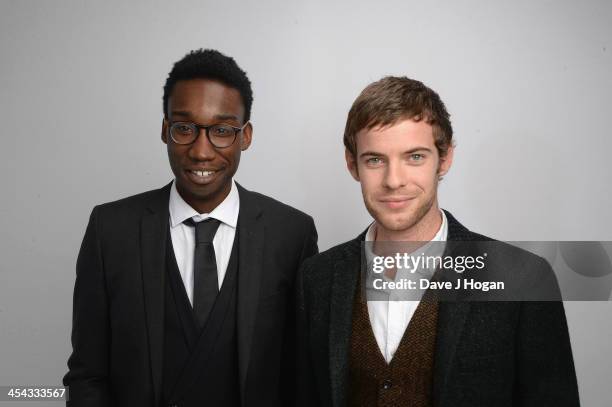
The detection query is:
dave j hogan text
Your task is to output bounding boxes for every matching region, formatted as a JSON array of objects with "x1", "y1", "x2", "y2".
[{"x1": 372, "y1": 278, "x2": 505, "y2": 292}]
